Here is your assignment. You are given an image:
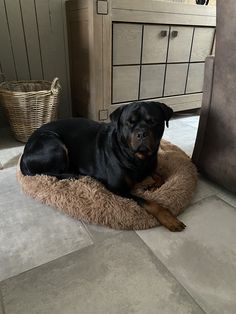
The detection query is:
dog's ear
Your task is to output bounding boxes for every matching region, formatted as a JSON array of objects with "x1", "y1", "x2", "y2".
[
  {"x1": 158, "y1": 103, "x2": 173, "y2": 127},
  {"x1": 110, "y1": 105, "x2": 125, "y2": 124}
]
